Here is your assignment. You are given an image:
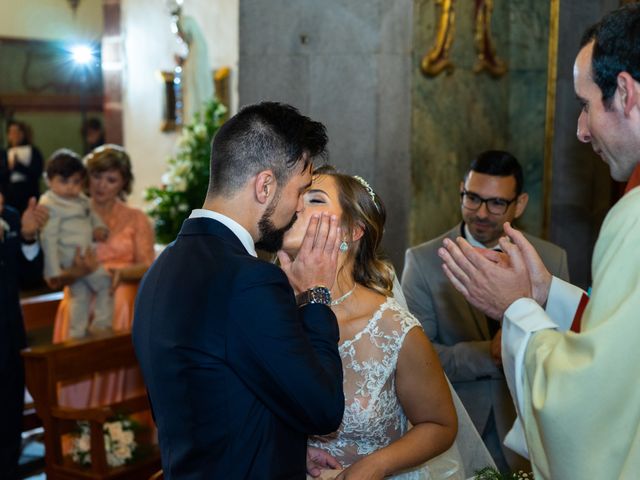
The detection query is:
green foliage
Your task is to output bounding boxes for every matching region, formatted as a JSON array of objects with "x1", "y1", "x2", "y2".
[{"x1": 144, "y1": 99, "x2": 227, "y2": 244}]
